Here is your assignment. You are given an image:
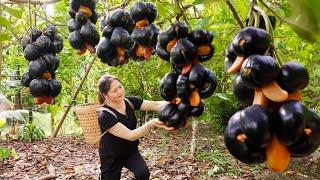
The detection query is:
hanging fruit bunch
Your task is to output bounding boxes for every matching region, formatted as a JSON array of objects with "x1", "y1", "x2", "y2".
[
  {"x1": 129, "y1": 2, "x2": 159, "y2": 61},
  {"x1": 157, "y1": 22, "x2": 217, "y2": 129},
  {"x1": 21, "y1": 25, "x2": 63, "y2": 105},
  {"x1": 223, "y1": 7, "x2": 320, "y2": 172},
  {"x1": 68, "y1": 0, "x2": 99, "y2": 55},
  {"x1": 97, "y1": 9, "x2": 135, "y2": 66}
]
